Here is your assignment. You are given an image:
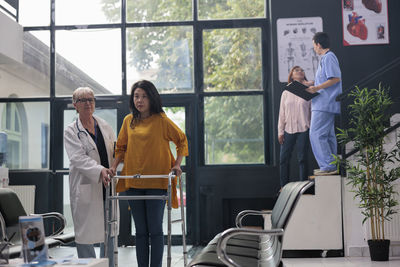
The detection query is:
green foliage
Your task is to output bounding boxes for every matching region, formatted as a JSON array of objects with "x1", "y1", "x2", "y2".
[
  {"x1": 198, "y1": 0, "x2": 264, "y2": 20},
  {"x1": 203, "y1": 28, "x2": 262, "y2": 91},
  {"x1": 101, "y1": 0, "x2": 266, "y2": 164},
  {"x1": 335, "y1": 84, "x2": 400, "y2": 240},
  {"x1": 204, "y1": 96, "x2": 264, "y2": 164},
  {"x1": 126, "y1": 0, "x2": 192, "y2": 22},
  {"x1": 101, "y1": 0, "x2": 121, "y2": 22}
]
